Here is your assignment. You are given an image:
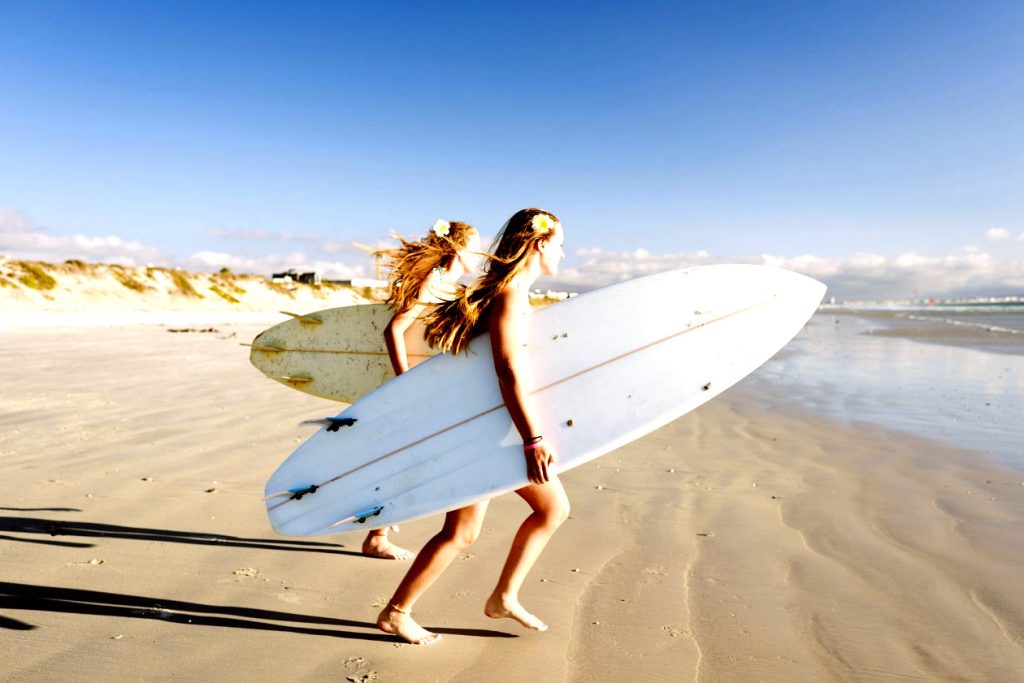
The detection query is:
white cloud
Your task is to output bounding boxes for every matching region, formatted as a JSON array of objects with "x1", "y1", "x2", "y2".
[
  {"x1": 0, "y1": 208, "x2": 373, "y2": 278},
  {"x1": 207, "y1": 226, "x2": 363, "y2": 261},
  {"x1": 1019, "y1": 232, "x2": 1024, "y2": 242},
  {"x1": 6, "y1": 206, "x2": 1021, "y2": 299},
  {"x1": 0, "y1": 208, "x2": 166, "y2": 265},
  {"x1": 545, "y1": 246, "x2": 1024, "y2": 300},
  {"x1": 207, "y1": 226, "x2": 326, "y2": 245},
  {"x1": 553, "y1": 247, "x2": 716, "y2": 288},
  {"x1": 986, "y1": 228, "x2": 1012, "y2": 241},
  {"x1": 756, "y1": 250, "x2": 1022, "y2": 300},
  {"x1": 187, "y1": 250, "x2": 369, "y2": 280}
]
